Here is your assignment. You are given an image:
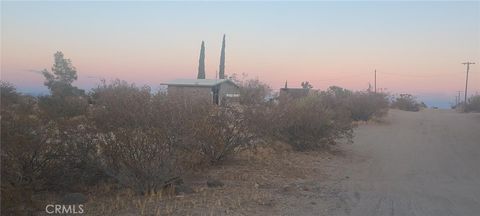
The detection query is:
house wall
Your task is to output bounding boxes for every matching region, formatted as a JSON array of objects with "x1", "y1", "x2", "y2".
[
  {"x1": 167, "y1": 86, "x2": 213, "y2": 103},
  {"x1": 166, "y1": 82, "x2": 239, "y2": 105},
  {"x1": 218, "y1": 82, "x2": 240, "y2": 105},
  {"x1": 279, "y1": 88, "x2": 309, "y2": 103}
]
